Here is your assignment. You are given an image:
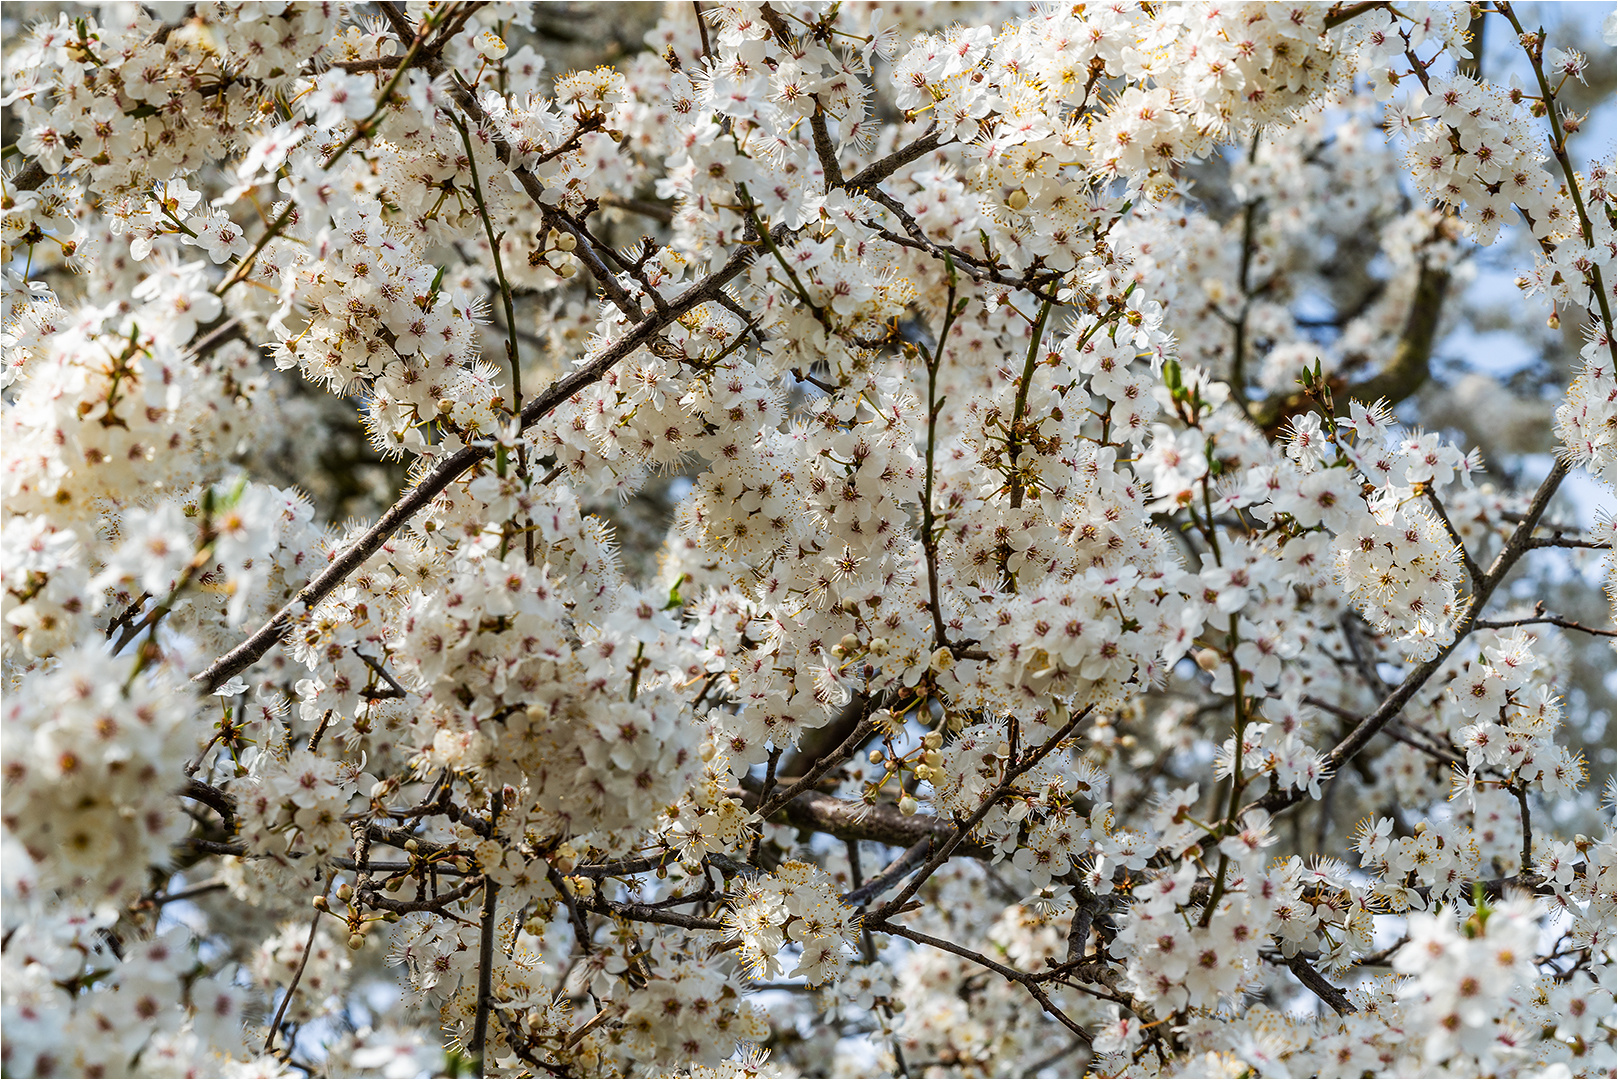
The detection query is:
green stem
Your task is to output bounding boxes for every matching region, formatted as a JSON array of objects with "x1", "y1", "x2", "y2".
[
  {"x1": 737, "y1": 184, "x2": 826, "y2": 324},
  {"x1": 451, "y1": 114, "x2": 523, "y2": 417}
]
